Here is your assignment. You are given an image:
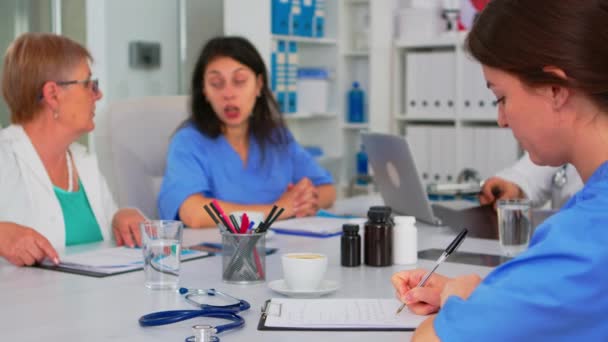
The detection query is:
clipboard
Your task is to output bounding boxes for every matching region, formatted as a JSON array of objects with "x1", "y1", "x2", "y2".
[
  {"x1": 36, "y1": 247, "x2": 213, "y2": 278},
  {"x1": 257, "y1": 298, "x2": 424, "y2": 331}
]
